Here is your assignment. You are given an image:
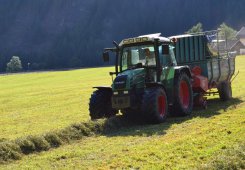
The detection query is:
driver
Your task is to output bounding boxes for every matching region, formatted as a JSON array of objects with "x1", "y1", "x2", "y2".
[
  {"x1": 144, "y1": 48, "x2": 155, "y2": 66},
  {"x1": 145, "y1": 48, "x2": 150, "y2": 58},
  {"x1": 144, "y1": 48, "x2": 150, "y2": 65}
]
